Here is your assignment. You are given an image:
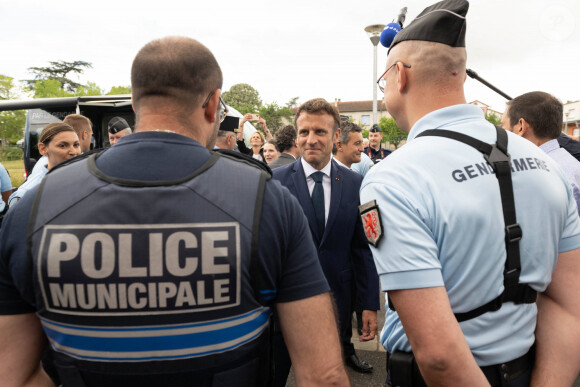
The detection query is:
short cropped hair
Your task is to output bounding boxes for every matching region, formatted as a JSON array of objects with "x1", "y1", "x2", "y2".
[
  {"x1": 506, "y1": 91, "x2": 563, "y2": 140},
  {"x1": 339, "y1": 121, "x2": 362, "y2": 144},
  {"x1": 294, "y1": 98, "x2": 341, "y2": 133},
  {"x1": 131, "y1": 37, "x2": 223, "y2": 110},
  {"x1": 217, "y1": 130, "x2": 233, "y2": 138},
  {"x1": 63, "y1": 114, "x2": 92, "y2": 136},
  {"x1": 275, "y1": 125, "x2": 297, "y2": 152}
]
